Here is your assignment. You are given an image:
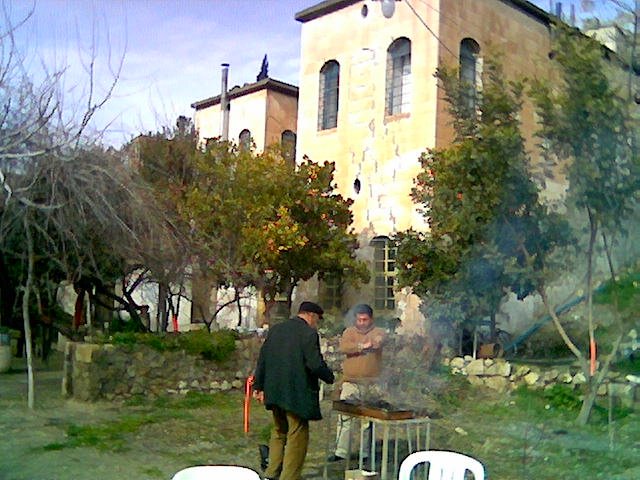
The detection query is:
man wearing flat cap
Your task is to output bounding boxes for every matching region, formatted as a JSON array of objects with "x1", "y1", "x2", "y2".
[
  {"x1": 328, "y1": 303, "x2": 387, "y2": 462},
  {"x1": 254, "y1": 301, "x2": 334, "y2": 480}
]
